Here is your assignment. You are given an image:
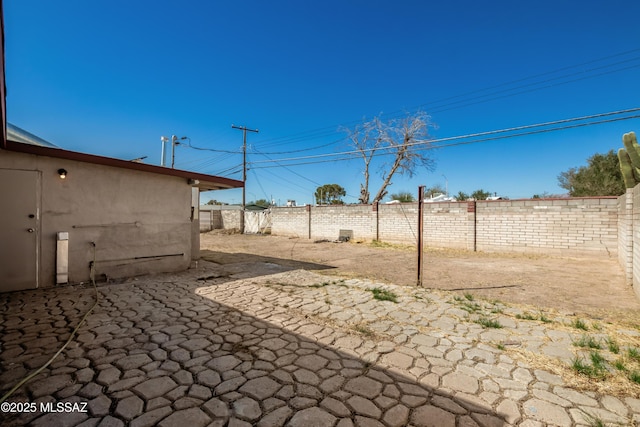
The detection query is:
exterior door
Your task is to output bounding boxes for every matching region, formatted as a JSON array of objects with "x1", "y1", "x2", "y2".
[{"x1": 0, "y1": 169, "x2": 40, "y2": 291}]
